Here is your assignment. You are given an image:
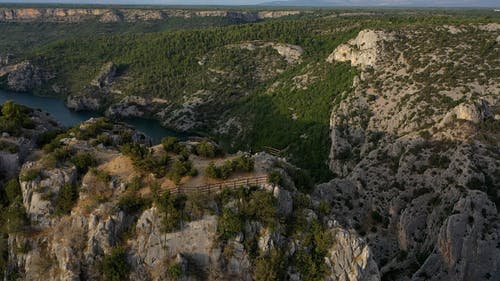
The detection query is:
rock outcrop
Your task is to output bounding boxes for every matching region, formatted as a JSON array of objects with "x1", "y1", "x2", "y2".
[
  {"x1": 0, "y1": 8, "x2": 303, "y2": 23},
  {"x1": 325, "y1": 227, "x2": 380, "y2": 281},
  {"x1": 66, "y1": 62, "x2": 118, "y2": 111},
  {"x1": 326, "y1": 30, "x2": 393, "y2": 68},
  {"x1": 0, "y1": 61, "x2": 50, "y2": 92},
  {"x1": 322, "y1": 26, "x2": 500, "y2": 280},
  {"x1": 91, "y1": 62, "x2": 117, "y2": 88}
]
